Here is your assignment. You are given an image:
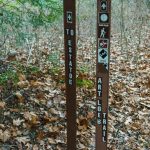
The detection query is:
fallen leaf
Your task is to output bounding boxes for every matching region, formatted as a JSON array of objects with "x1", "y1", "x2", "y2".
[
  {"x1": 78, "y1": 142, "x2": 86, "y2": 149},
  {"x1": 49, "y1": 108, "x2": 59, "y2": 115},
  {"x1": 0, "y1": 101, "x2": 6, "y2": 109},
  {"x1": 0, "y1": 129, "x2": 11, "y2": 142},
  {"x1": 18, "y1": 73, "x2": 26, "y2": 81},
  {"x1": 33, "y1": 145, "x2": 39, "y2": 150},
  {"x1": 15, "y1": 92, "x2": 24, "y2": 103},
  {"x1": 13, "y1": 118, "x2": 24, "y2": 126},
  {"x1": 15, "y1": 136, "x2": 30, "y2": 144},
  {"x1": 17, "y1": 80, "x2": 29, "y2": 88},
  {"x1": 87, "y1": 112, "x2": 94, "y2": 119},
  {"x1": 125, "y1": 116, "x2": 132, "y2": 125},
  {"x1": 48, "y1": 138, "x2": 56, "y2": 144},
  {"x1": 78, "y1": 117, "x2": 88, "y2": 131},
  {"x1": 36, "y1": 131, "x2": 46, "y2": 140}
]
